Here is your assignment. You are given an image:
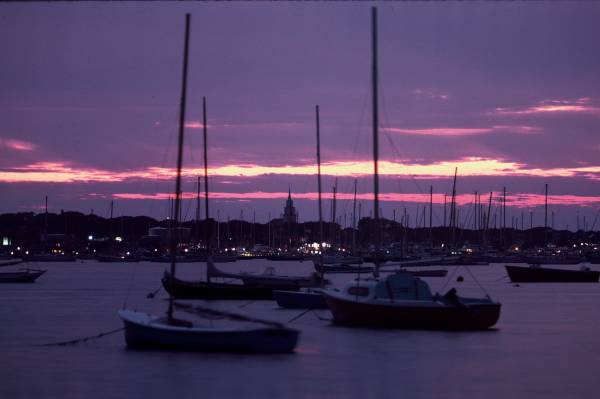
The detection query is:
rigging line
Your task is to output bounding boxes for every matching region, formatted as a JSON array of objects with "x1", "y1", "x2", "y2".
[
  {"x1": 463, "y1": 265, "x2": 491, "y2": 298},
  {"x1": 287, "y1": 308, "x2": 314, "y2": 324},
  {"x1": 37, "y1": 327, "x2": 124, "y2": 347},
  {"x1": 438, "y1": 266, "x2": 460, "y2": 293},
  {"x1": 146, "y1": 286, "x2": 162, "y2": 299}
]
